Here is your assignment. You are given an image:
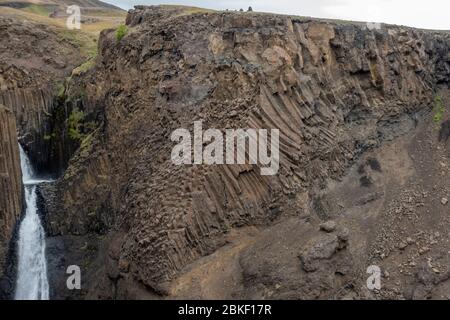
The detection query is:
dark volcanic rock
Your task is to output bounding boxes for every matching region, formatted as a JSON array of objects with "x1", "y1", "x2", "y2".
[
  {"x1": 43, "y1": 6, "x2": 450, "y2": 299},
  {"x1": 0, "y1": 17, "x2": 86, "y2": 176},
  {"x1": 0, "y1": 104, "x2": 22, "y2": 299}
]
